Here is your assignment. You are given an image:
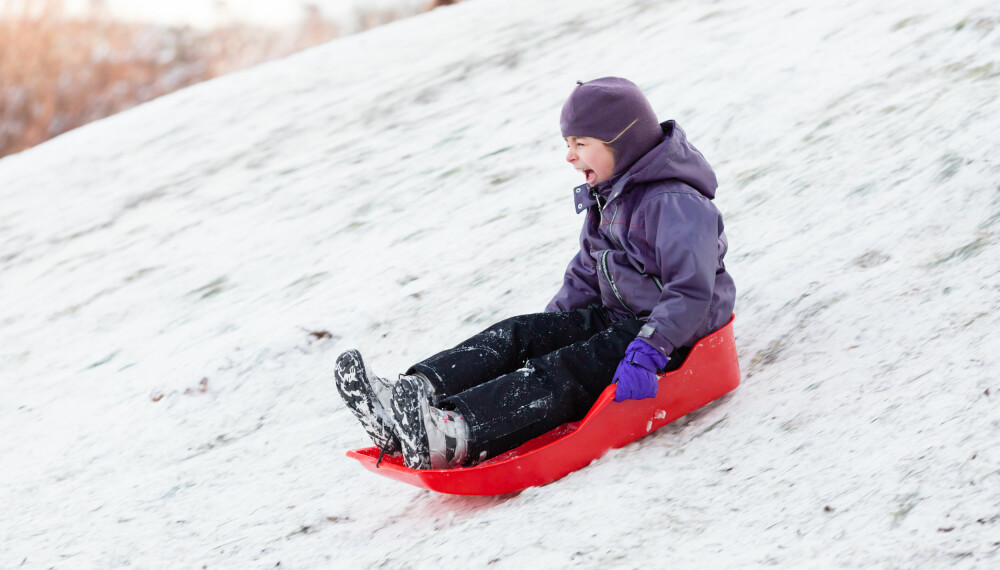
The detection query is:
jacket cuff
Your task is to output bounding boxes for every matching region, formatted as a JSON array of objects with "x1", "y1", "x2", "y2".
[{"x1": 636, "y1": 323, "x2": 675, "y2": 358}]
